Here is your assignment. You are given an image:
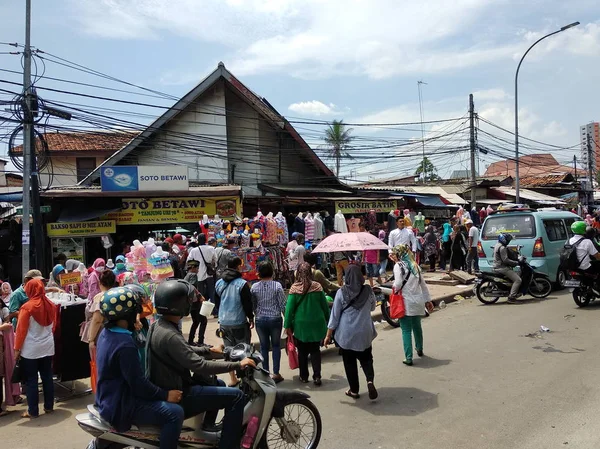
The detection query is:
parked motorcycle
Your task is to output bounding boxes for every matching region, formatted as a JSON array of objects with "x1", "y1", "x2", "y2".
[
  {"x1": 564, "y1": 271, "x2": 600, "y2": 307},
  {"x1": 373, "y1": 283, "x2": 399, "y2": 328},
  {"x1": 77, "y1": 343, "x2": 322, "y2": 449},
  {"x1": 475, "y1": 256, "x2": 552, "y2": 304}
]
